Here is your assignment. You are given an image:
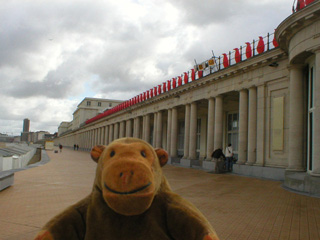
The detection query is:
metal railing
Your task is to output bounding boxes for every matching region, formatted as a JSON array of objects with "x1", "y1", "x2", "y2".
[{"x1": 86, "y1": 31, "x2": 279, "y2": 125}]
